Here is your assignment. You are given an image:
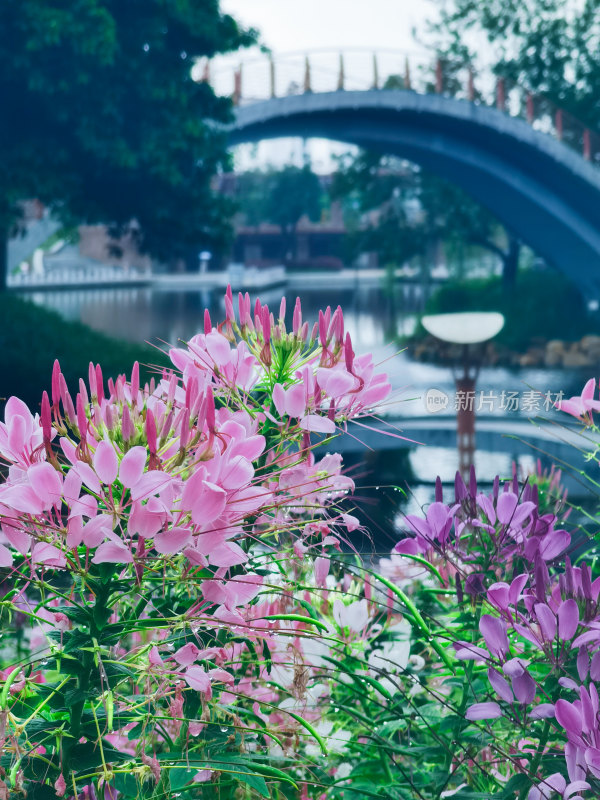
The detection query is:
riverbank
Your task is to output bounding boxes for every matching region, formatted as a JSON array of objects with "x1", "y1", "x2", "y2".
[
  {"x1": 408, "y1": 333, "x2": 600, "y2": 369},
  {"x1": 407, "y1": 270, "x2": 600, "y2": 367}
]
